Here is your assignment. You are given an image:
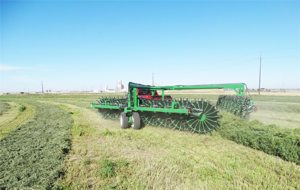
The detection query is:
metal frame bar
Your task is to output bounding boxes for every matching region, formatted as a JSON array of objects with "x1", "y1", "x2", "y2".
[
  {"x1": 129, "y1": 82, "x2": 246, "y2": 96},
  {"x1": 134, "y1": 107, "x2": 189, "y2": 114}
]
